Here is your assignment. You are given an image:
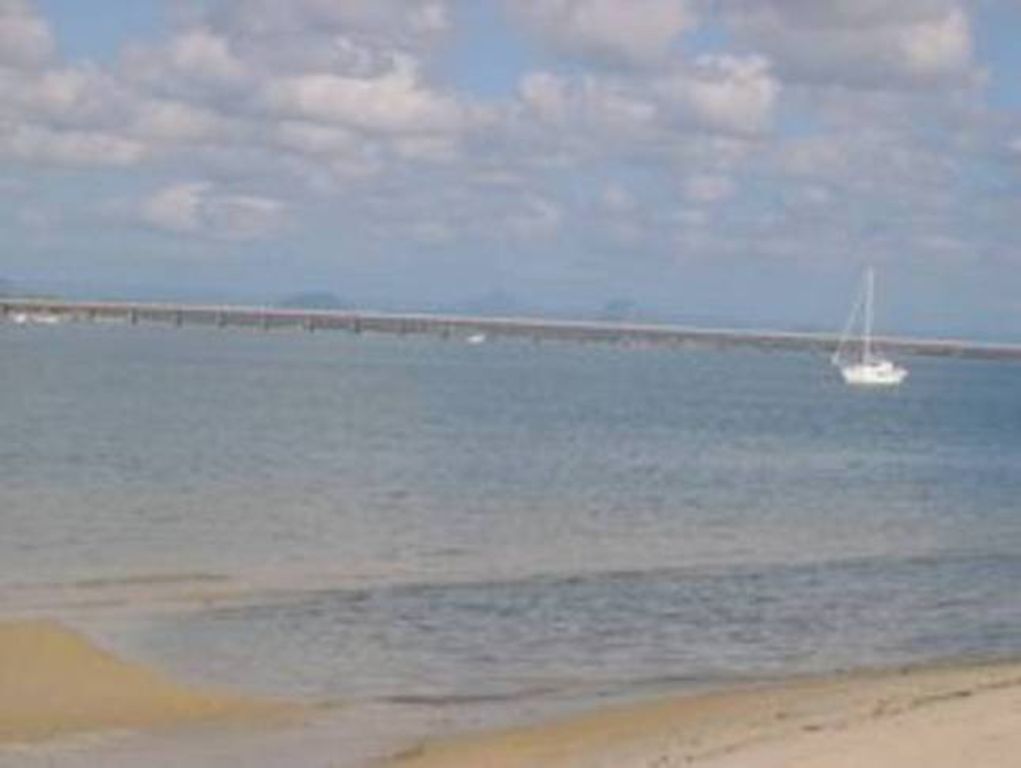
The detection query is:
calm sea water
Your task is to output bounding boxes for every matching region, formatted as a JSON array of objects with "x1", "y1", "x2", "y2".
[{"x1": 2, "y1": 322, "x2": 1021, "y2": 763}]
